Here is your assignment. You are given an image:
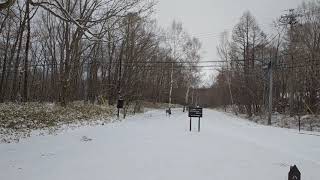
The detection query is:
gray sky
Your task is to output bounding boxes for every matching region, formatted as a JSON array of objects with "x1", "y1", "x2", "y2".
[{"x1": 154, "y1": 0, "x2": 305, "y2": 85}]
